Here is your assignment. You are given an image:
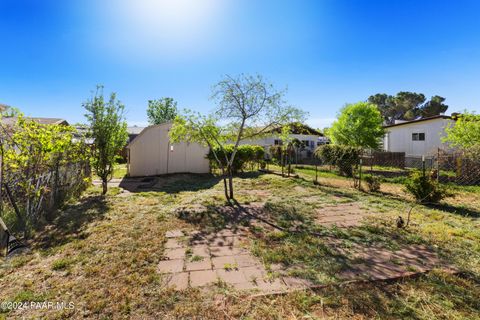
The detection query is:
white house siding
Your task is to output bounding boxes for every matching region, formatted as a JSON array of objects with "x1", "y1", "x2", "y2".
[
  {"x1": 127, "y1": 123, "x2": 210, "y2": 177},
  {"x1": 240, "y1": 133, "x2": 322, "y2": 156},
  {"x1": 383, "y1": 118, "x2": 453, "y2": 157}
]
